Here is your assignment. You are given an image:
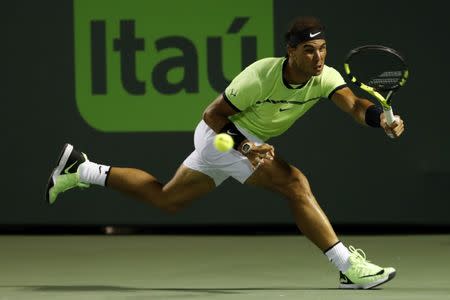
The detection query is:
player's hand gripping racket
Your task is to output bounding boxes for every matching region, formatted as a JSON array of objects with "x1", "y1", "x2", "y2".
[{"x1": 344, "y1": 45, "x2": 409, "y2": 126}]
